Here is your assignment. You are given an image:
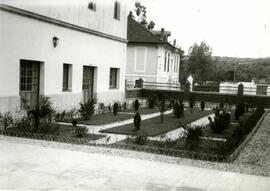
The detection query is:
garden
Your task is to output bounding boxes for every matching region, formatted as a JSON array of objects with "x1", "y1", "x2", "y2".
[
  {"x1": 0, "y1": 85, "x2": 266, "y2": 162},
  {"x1": 113, "y1": 85, "x2": 266, "y2": 161}
]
